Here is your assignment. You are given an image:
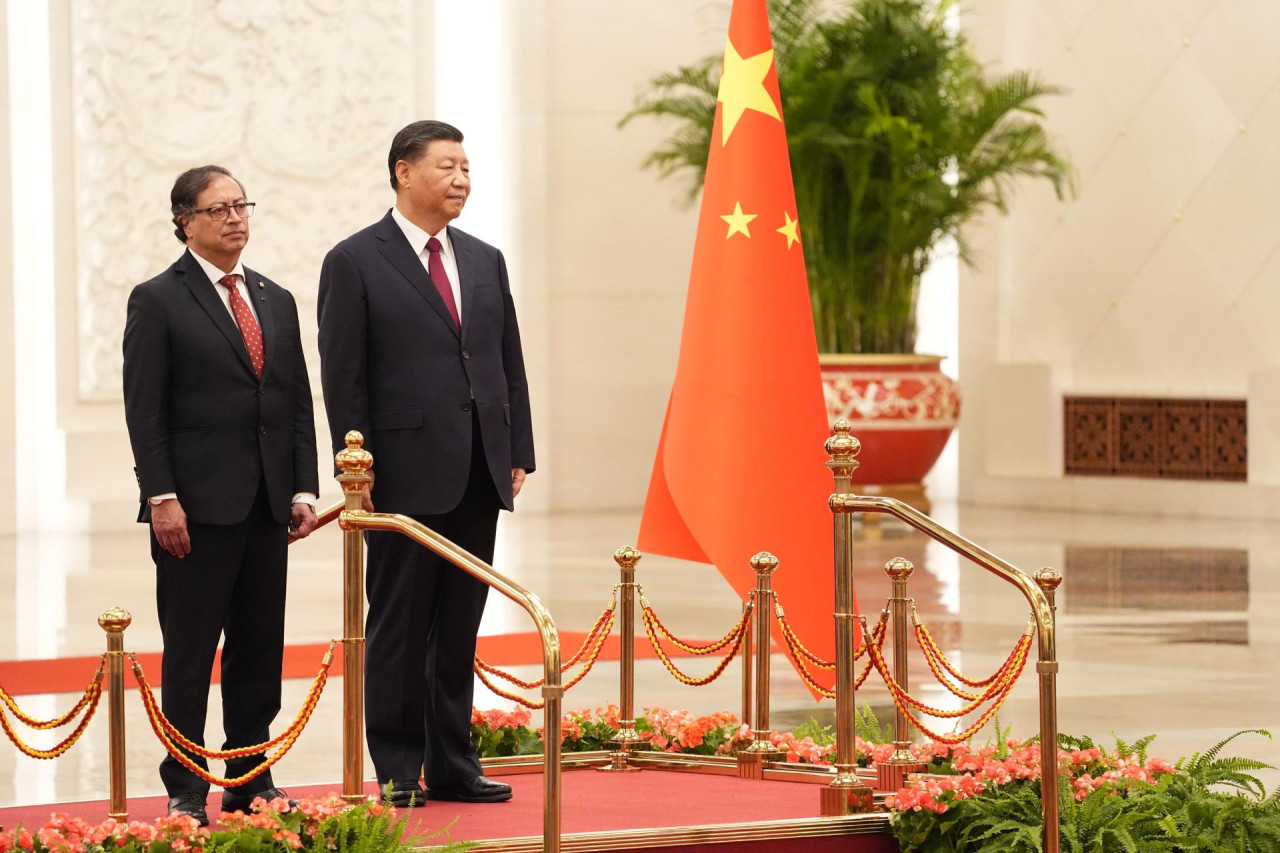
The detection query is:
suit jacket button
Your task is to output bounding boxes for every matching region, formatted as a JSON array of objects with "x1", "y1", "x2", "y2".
[
  {"x1": 461, "y1": 403, "x2": 471, "y2": 412},
  {"x1": 258, "y1": 426, "x2": 267, "y2": 435},
  {"x1": 462, "y1": 350, "x2": 470, "y2": 359}
]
